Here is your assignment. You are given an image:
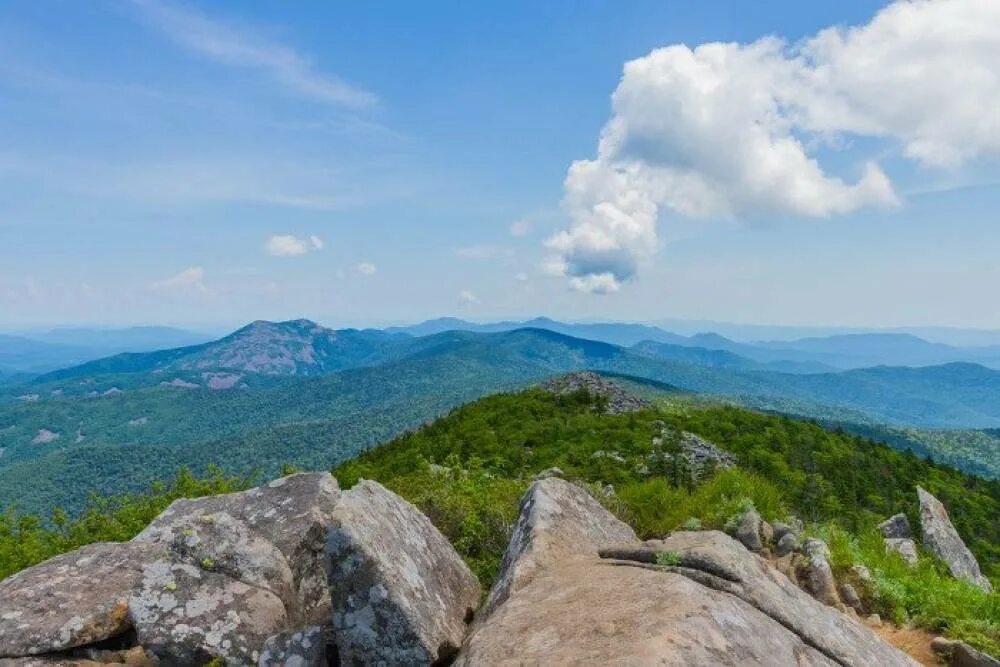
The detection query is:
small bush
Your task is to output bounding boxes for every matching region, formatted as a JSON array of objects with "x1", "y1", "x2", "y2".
[{"x1": 655, "y1": 551, "x2": 682, "y2": 566}]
